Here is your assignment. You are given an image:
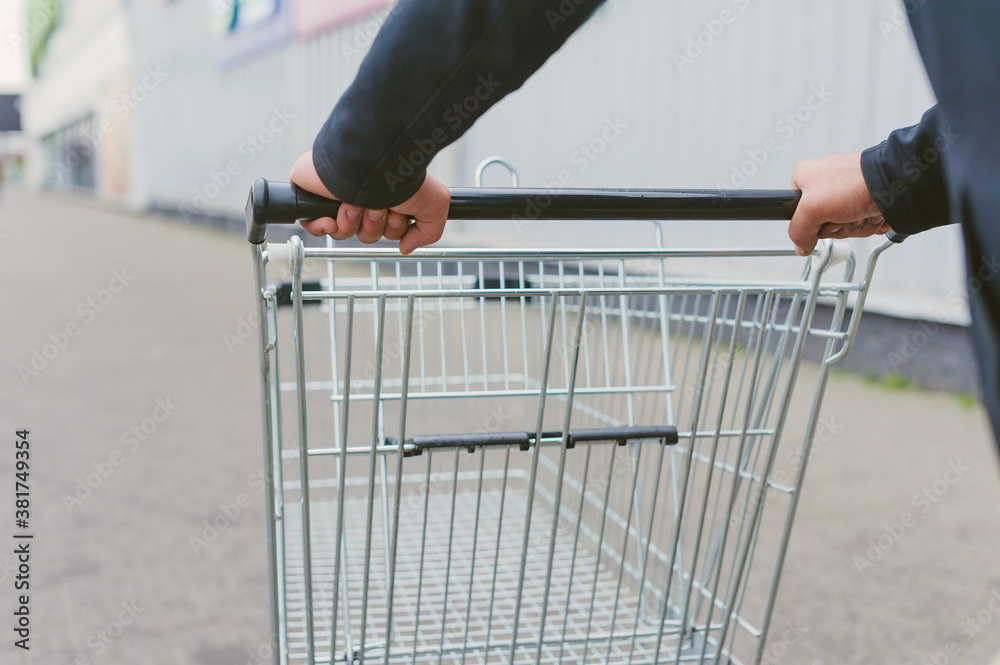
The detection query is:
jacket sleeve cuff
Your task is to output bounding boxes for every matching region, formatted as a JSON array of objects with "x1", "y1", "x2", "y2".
[
  {"x1": 859, "y1": 141, "x2": 923, "y2": 235},
  {"x1": 859, "y1": 107, "x2": 953, "y2": 236},
  {"x1": 312, "y1": 139, "x2": 425, "y2": 210}
]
